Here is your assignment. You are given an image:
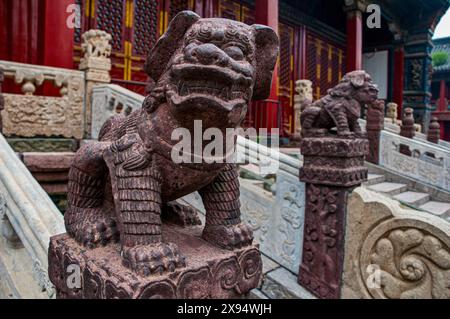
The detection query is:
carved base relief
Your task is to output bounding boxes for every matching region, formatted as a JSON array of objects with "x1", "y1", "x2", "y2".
[{"x1": 48, "y1": 224, "x2": 262, "y2": 299}]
